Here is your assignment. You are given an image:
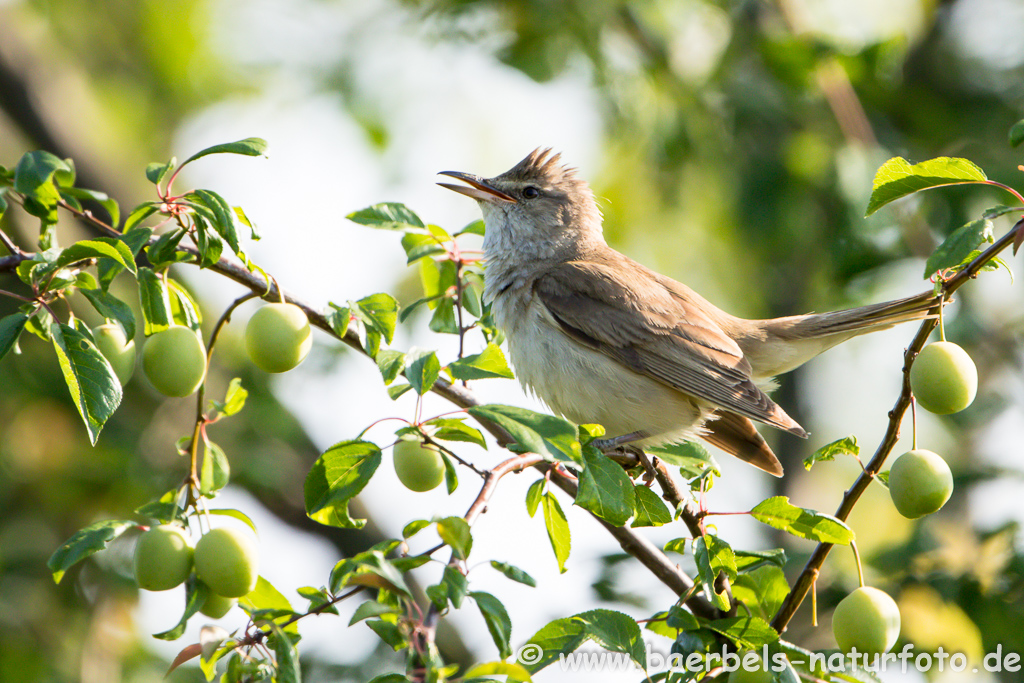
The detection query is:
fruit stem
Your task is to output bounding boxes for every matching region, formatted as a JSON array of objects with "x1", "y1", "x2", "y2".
[
  {"x1": 811, "y1": 577, "x2": 818, "y2": 627},
  {"x1": 938, "y1": 296, "x2": 946, "y2": 342},
  {"x1": 850, "y1": 540, "x2": 865, "y2": 588},
  {"x1": 911, "y1": 398, "x2": 918, "y2": 451}
]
